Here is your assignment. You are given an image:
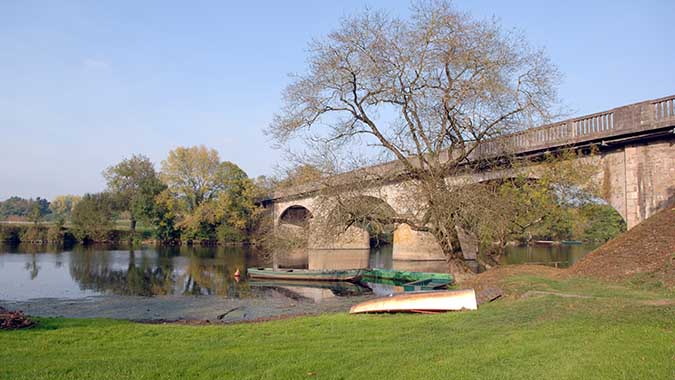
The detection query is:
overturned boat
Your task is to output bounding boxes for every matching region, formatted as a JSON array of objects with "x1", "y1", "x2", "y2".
[
  {"x1": 247, "y1": 268, "x2": 362, "y2": 282},
  {"x1": 349, "y1": 289, "x2": 477, "y2": 314}
]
